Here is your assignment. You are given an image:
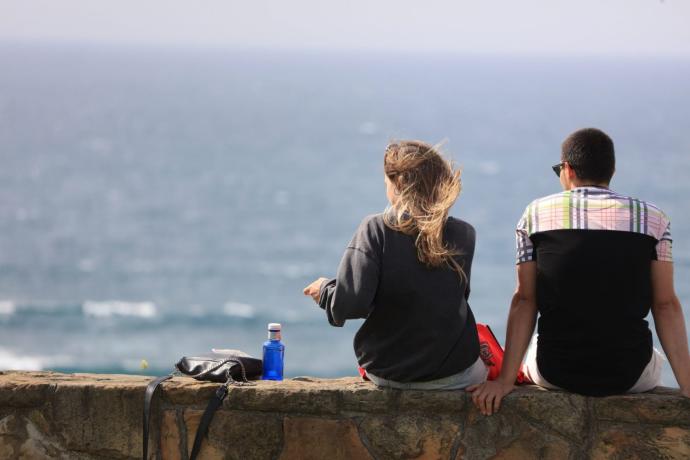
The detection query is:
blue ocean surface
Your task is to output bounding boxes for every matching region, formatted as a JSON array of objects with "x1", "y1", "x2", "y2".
[{"x1": 0, "y1": 43, "x2": 688, "y2": 386}]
